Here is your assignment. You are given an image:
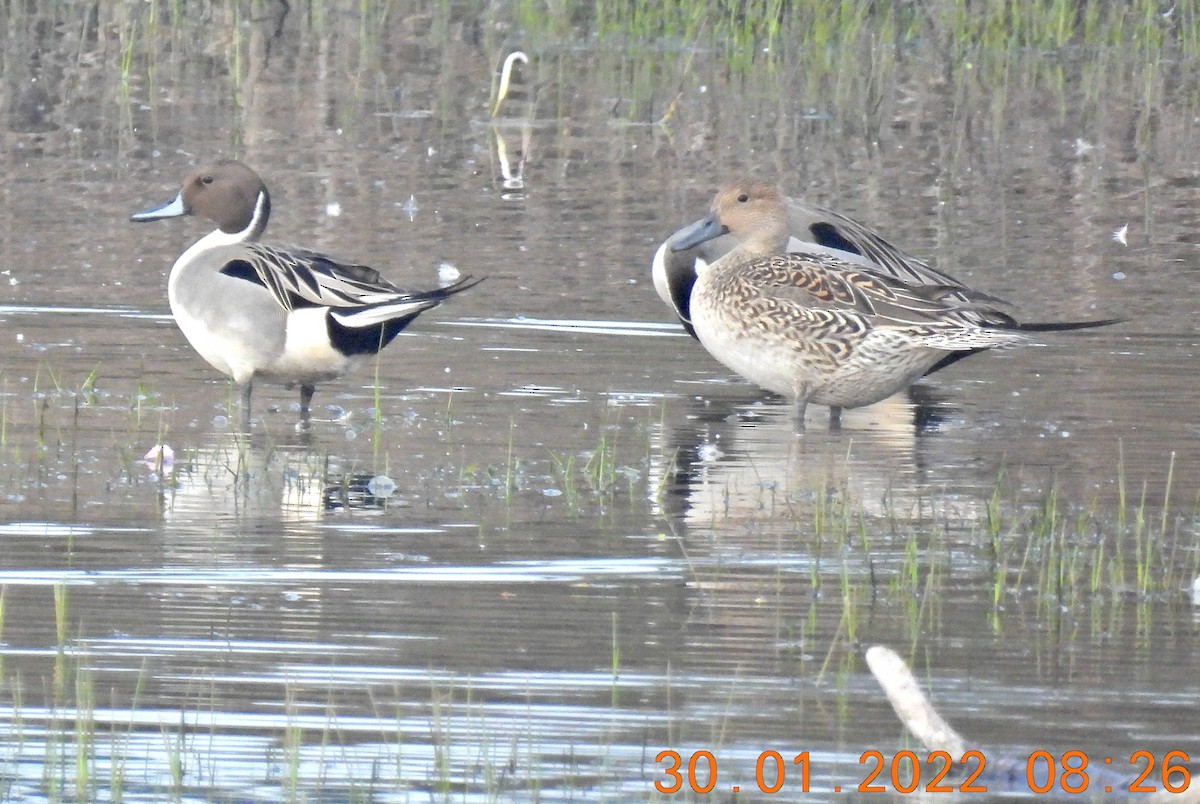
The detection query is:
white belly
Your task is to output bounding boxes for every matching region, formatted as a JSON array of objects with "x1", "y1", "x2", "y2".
[
  {"x1": 261, "y1": 307, "x2": 358, "y2": 385},
  {"x1": 168, "y1": 253, "x2": 353, "y2": 386},
  {"x1": 690, "y1": 275, "x2": 945, "y2": 410}
]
